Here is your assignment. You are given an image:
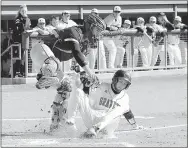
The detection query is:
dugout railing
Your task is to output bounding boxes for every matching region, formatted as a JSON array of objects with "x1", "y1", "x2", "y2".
[{"x1": 1, "y1": 29, "x2": 187, "y2": 78}]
